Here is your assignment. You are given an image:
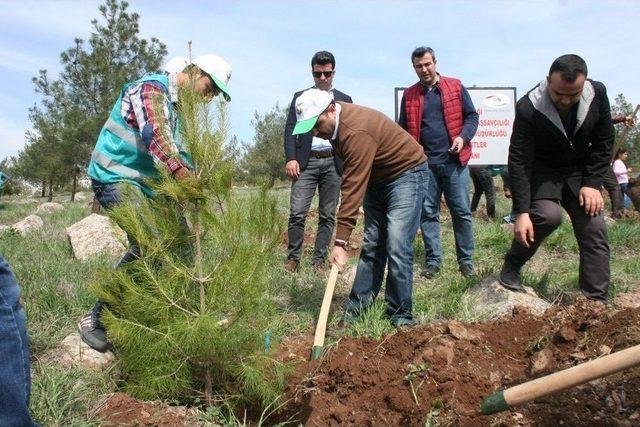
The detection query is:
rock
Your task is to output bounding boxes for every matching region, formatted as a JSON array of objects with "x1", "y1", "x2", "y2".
[
  {"x1": 417, "y1": 339, "x2": 455, "y2": 366},
  {"x1": 41, "y1": 333, "x2": 115, "y2": 369},
  {"x1": 73, "y1": 192, "x2": 88, "y2": 202},
  {"x1": 489, "y1": 371, "x2": 502, "y2": 385},
  {"x1": 614, "y1": 288, "x2": 640, "y2": 309},
  {"x1": 468, "y1": 277, "x2": 552, "y2": 320},
  {"x1": 11, "y1": 215, "x2": 44, "y2": 236},
  {"x1": 447, "y1": 321, "x2": 484, "y2": 342},
  {"x1": 339, "y1": 265, "x2": 357, "y2": 286},
  {"x1": 529, "y1": 348, "x2": 555, "y2": 375},
  {"x1": 554, "y1": 326, "x2": 577, "y2": 343},
  {"x1": 66, "y1": 214, "x2": 127, "y2": 261},
  {"x1": 36, "y1": 202, "x2": 64, "y2": 214},
  {"x1": 501, "y1": 223, "x2": 515, "y2": 234}
]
